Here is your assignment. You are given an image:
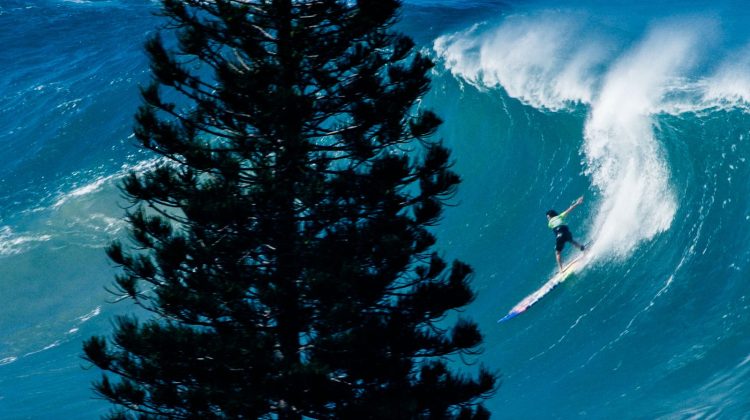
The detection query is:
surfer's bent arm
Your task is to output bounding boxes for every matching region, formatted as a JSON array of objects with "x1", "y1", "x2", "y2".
[{"x1": 560, "y1": 196, "x2": 584, "y2": 218}]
